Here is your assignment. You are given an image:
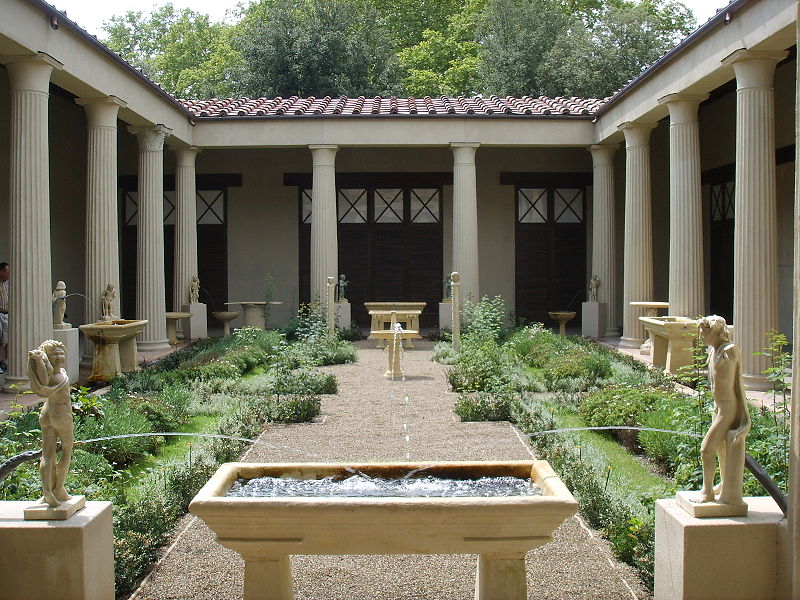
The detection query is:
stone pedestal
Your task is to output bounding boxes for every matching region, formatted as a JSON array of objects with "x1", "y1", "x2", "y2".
[
  {"x1": 439, "y1": 302, "x2": 452, "y2": 330},
  {"x1": 0, "y1": 501, "x2": 114, "y2": 600},
  {"x1": 334, "y1": 302, "x2": 351, "y2": 329},
  {"x1": 52, "y1": 327, "x2": 79, "y2": 383},
  {"x1": 655, "y1": 497, "x2": 781, "y2": 600},
  {"x1": 182, "y1": 302, "x2": 207, "y2": 339},
  {"x1": 581, "y1": 302, "x2": 606, "y2": 338}
]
